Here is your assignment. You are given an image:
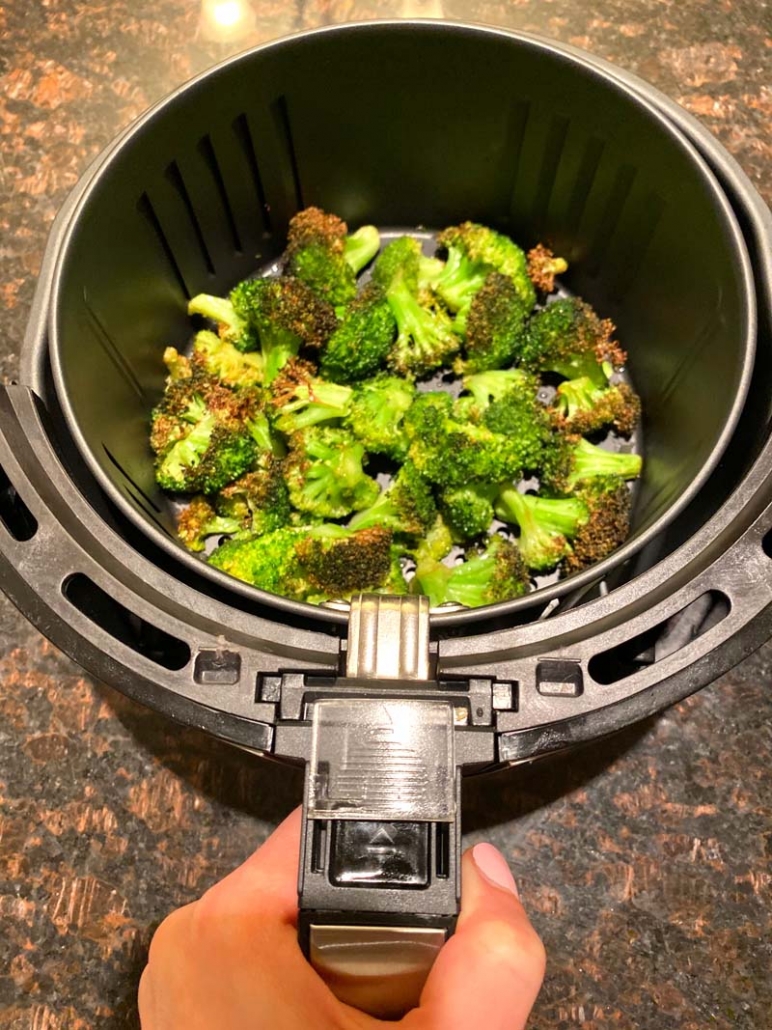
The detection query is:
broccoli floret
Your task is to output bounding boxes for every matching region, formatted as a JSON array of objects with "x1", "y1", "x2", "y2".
[
  {"x1": 404, "y1": 391, "x2": 525, "y2": 488},
  {"x1": 438, "y1": 482, "x2": 498, "y2": 542},
  {"x1": 346, "y1": 374, "x2": 416, "y2": 461},
  {"x1": 319, "y1": 283, "x2": 396, "y2": 383},
  {"x1": 454, "y1": 273, "x2": 529, "y2": 372},
  {"x1": 176, "y1": 496, "x2": 243, "y2": 552},
  {"x1": 215, "y1": 462, "x2": 292, "y2": 538},
  {"x1": 412, "y1": 514, "x2": 454, "y2": 565},
  {"x1": 163, "y1": 347, "x2": 192, "y2": 382},
  {"x1": 187, "y1": 294, "x2": 258, "y2": 352},
  {"x1": 542, "y1": 436, "x2": 643, "y2": 494},
  {"x1": 461, "y1": 368, "x2": 541, "y2": 415},
  {"x1": 269, "y1": 360, "x2": 353, "y2": 434},
  {"x1": 230, "y1": 276, "x2": 337, "y2": 381},
  {"x1": 562, "y1": 477, "x2": 633, "y2": 574},
  {"x1": 343, "y1": 225, "x2": 381, "y2": 274},
  {"x1": 284, "y1": 207, "x2": 357, "y2": 308},
  {"x1": 296, "y1": 524, "x2": 407, "y2": 601},
  {"x1": 413, "y1": 535, "x2": 529, "y2": 608},
  {"x1": 282, "y1": 426, "x2": 379, "y2": 519},
  {"x1": 372, "y1": 236, "x2": 421, "y2": 293},
  {"x1": 494, "y1": 487, "x2": 589, "y2": 572},
  {"x1": 552, "y1": 375, "x2": 641, "y2": 437},
  {"x1": 526, "y1": 244, "x2": 568, "y2": 294},
  {"x1": 437, "y1": 222, "x2": 536, "y2": 313},
  {"x1": 520, "y1": 297, "x2": 626, "y2": 385},
  {"x1": 191, "y1": 330, "x2": 264, "y2": 389},
  {"x1": 208, "y1": 523, "x2": 404, "y2": 601},
  {"x1": 151, "y1": 378, "x2": 264, "y2": 494},
  {"x1": 372, "y1": 239, "x2": 458, "y2": 377},
  {"x1": 349, "y1": 461, "x2": 437, "y2": 539}
]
